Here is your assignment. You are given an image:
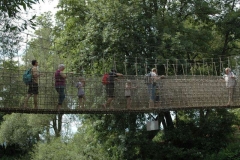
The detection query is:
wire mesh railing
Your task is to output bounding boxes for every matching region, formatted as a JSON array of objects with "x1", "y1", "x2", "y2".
[{"x1": 0, "y1": 68, "x2": 239, "y2": 114}]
